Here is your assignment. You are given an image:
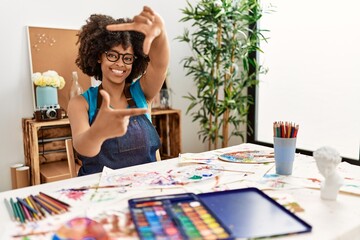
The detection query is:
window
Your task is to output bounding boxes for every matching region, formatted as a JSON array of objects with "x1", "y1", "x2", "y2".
[{"x1": 248, "y1": 0, "x2": 360, "y2": 165}]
